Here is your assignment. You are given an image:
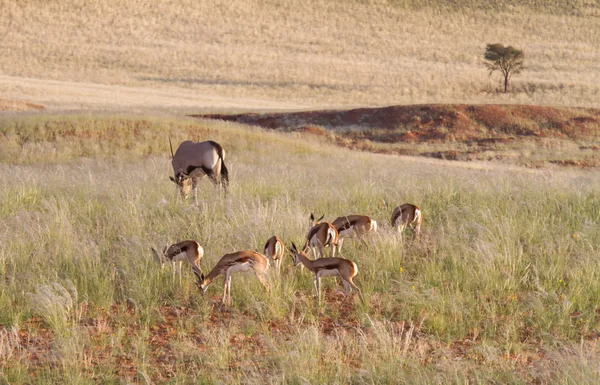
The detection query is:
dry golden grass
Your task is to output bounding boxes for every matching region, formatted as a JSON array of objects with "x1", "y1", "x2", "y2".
[
  {"x1": 1, "y1": 114, "x2": 600, "y2": 383},
  {"x1": 1, "y1": 0, "x2": 599, "y2": 111}
]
